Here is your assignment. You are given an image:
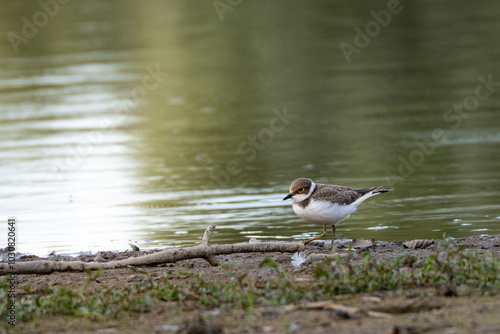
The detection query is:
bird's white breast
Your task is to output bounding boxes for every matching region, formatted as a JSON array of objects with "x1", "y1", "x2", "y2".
[{"x1": 293, "y1": 199, "x2": 359, "y2": 226}]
